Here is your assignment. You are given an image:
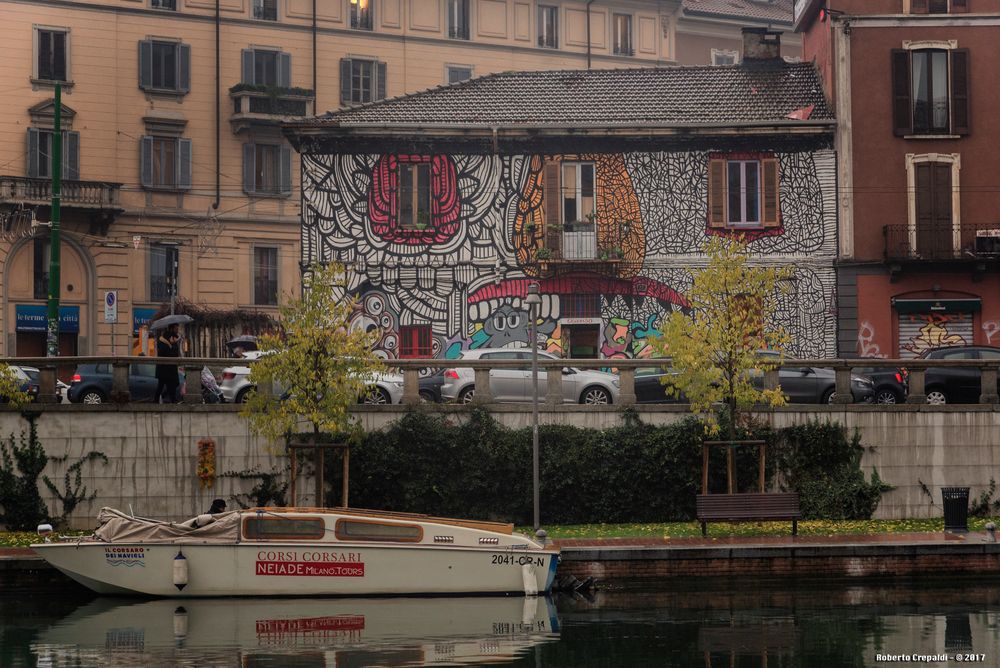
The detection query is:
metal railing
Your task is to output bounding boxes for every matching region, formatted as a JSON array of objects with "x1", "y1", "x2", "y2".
[
  {"x1": 5, "y1": 356, "x2": 1000, "y2": 407},
  {"x1": 0, "y1": 175, "x2": 122, "y2": 208},
  {"x1": 884, "y1": 223, "x2": 1000, "y2": 261}
]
